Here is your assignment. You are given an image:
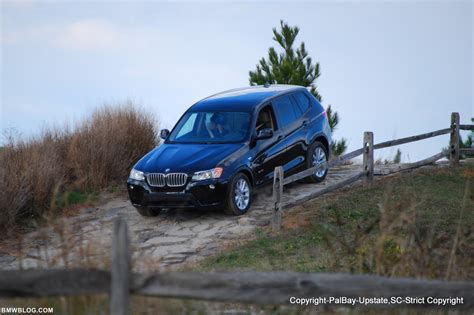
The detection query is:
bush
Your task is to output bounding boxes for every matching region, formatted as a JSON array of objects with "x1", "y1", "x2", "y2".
[{"x1": 0, "y1": 102, "x2": 158, "y2": 233}]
